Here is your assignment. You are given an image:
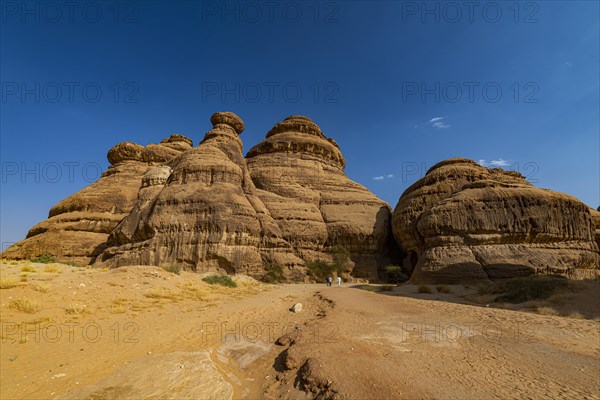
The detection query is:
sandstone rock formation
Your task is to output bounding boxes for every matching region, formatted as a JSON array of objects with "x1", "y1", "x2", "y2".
[
  {"x1": 97, "y1": 112, "x2": 289, "y2": 276},
  {"x1": 1, "y1": 135, "x2": 192, "y2": 264},
  {"x1": 392, "y1": 158, "x2": 600, "y2": 283},
  {"x1": 246, "y1": 116, "x2": 397, "y2": 279},
  {"x1": 5, "y1": 114, "x2": 597, "y2": 284},
  {"x1": 95, "y1": 113, "x2": 397, "y2": 280}
]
